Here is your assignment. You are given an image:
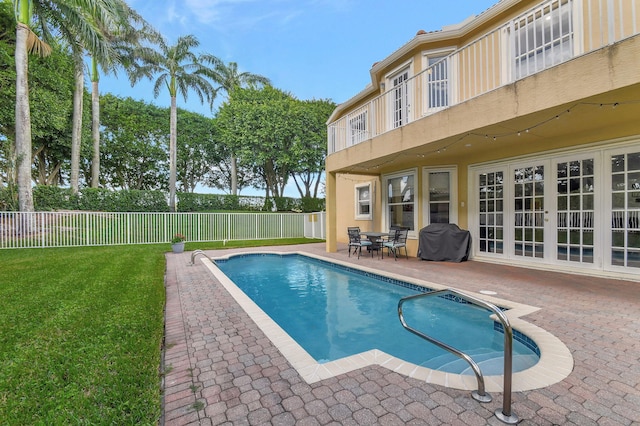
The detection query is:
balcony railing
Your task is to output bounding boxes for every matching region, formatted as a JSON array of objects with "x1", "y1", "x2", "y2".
[{"x1": 327, "y1": 0, "x2": 640, "y2": 154}]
